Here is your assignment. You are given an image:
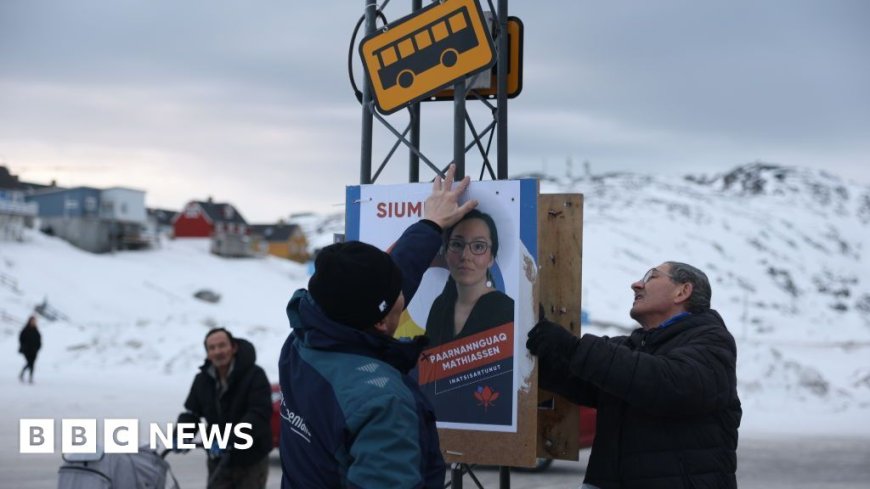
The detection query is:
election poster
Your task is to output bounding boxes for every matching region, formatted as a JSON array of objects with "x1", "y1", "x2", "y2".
[{"x1": 346, "y1": 179, "x2": 537, "y2": 433}]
